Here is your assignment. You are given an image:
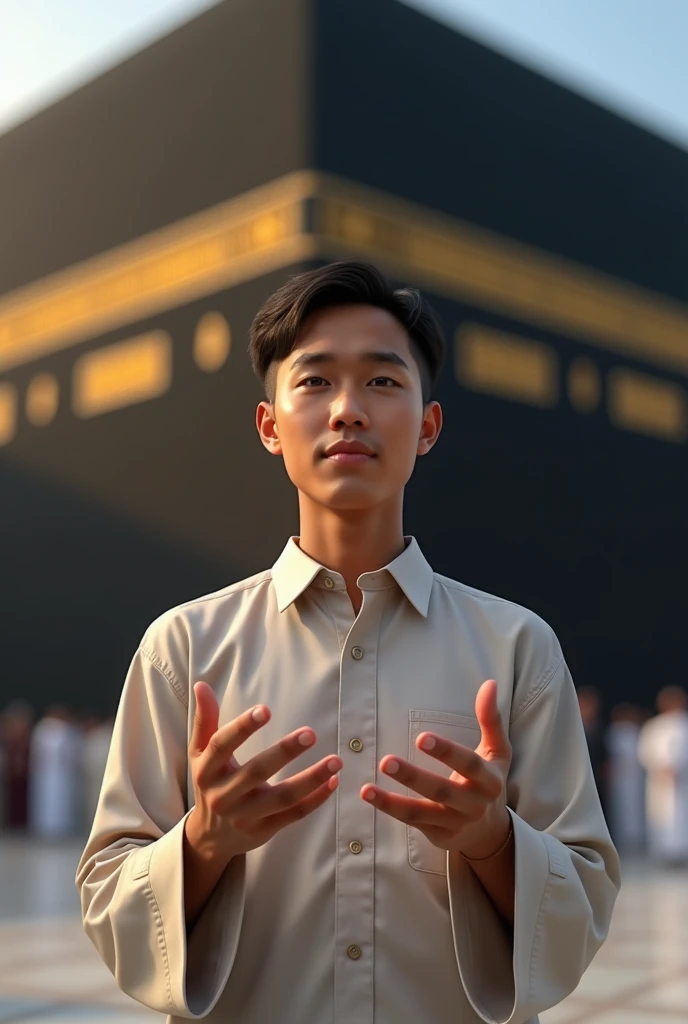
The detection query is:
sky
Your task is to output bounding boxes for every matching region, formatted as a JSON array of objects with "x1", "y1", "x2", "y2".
[{"x1": 0, "y1": 0, "x2": 687, "y2": 150}]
